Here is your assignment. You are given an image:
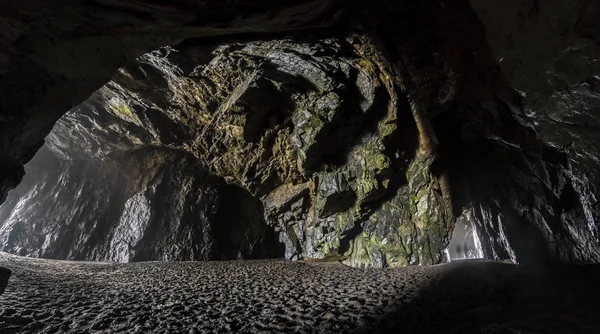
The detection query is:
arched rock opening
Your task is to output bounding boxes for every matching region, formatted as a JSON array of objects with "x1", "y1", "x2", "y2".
[{"x1": 0, "y1": 0, "x2": 598, "y2": 269}]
